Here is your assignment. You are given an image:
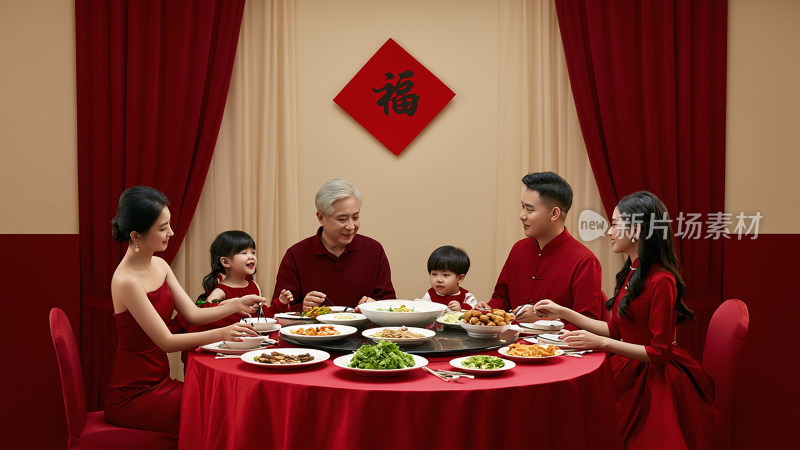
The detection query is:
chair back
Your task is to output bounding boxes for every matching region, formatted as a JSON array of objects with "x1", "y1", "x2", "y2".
[
  {"x1": 49, "y1": 308, "x2": 88, "y2": 442},
  {"x1": 702, "y1": 300, "x2": 749, "y2": 421}
]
